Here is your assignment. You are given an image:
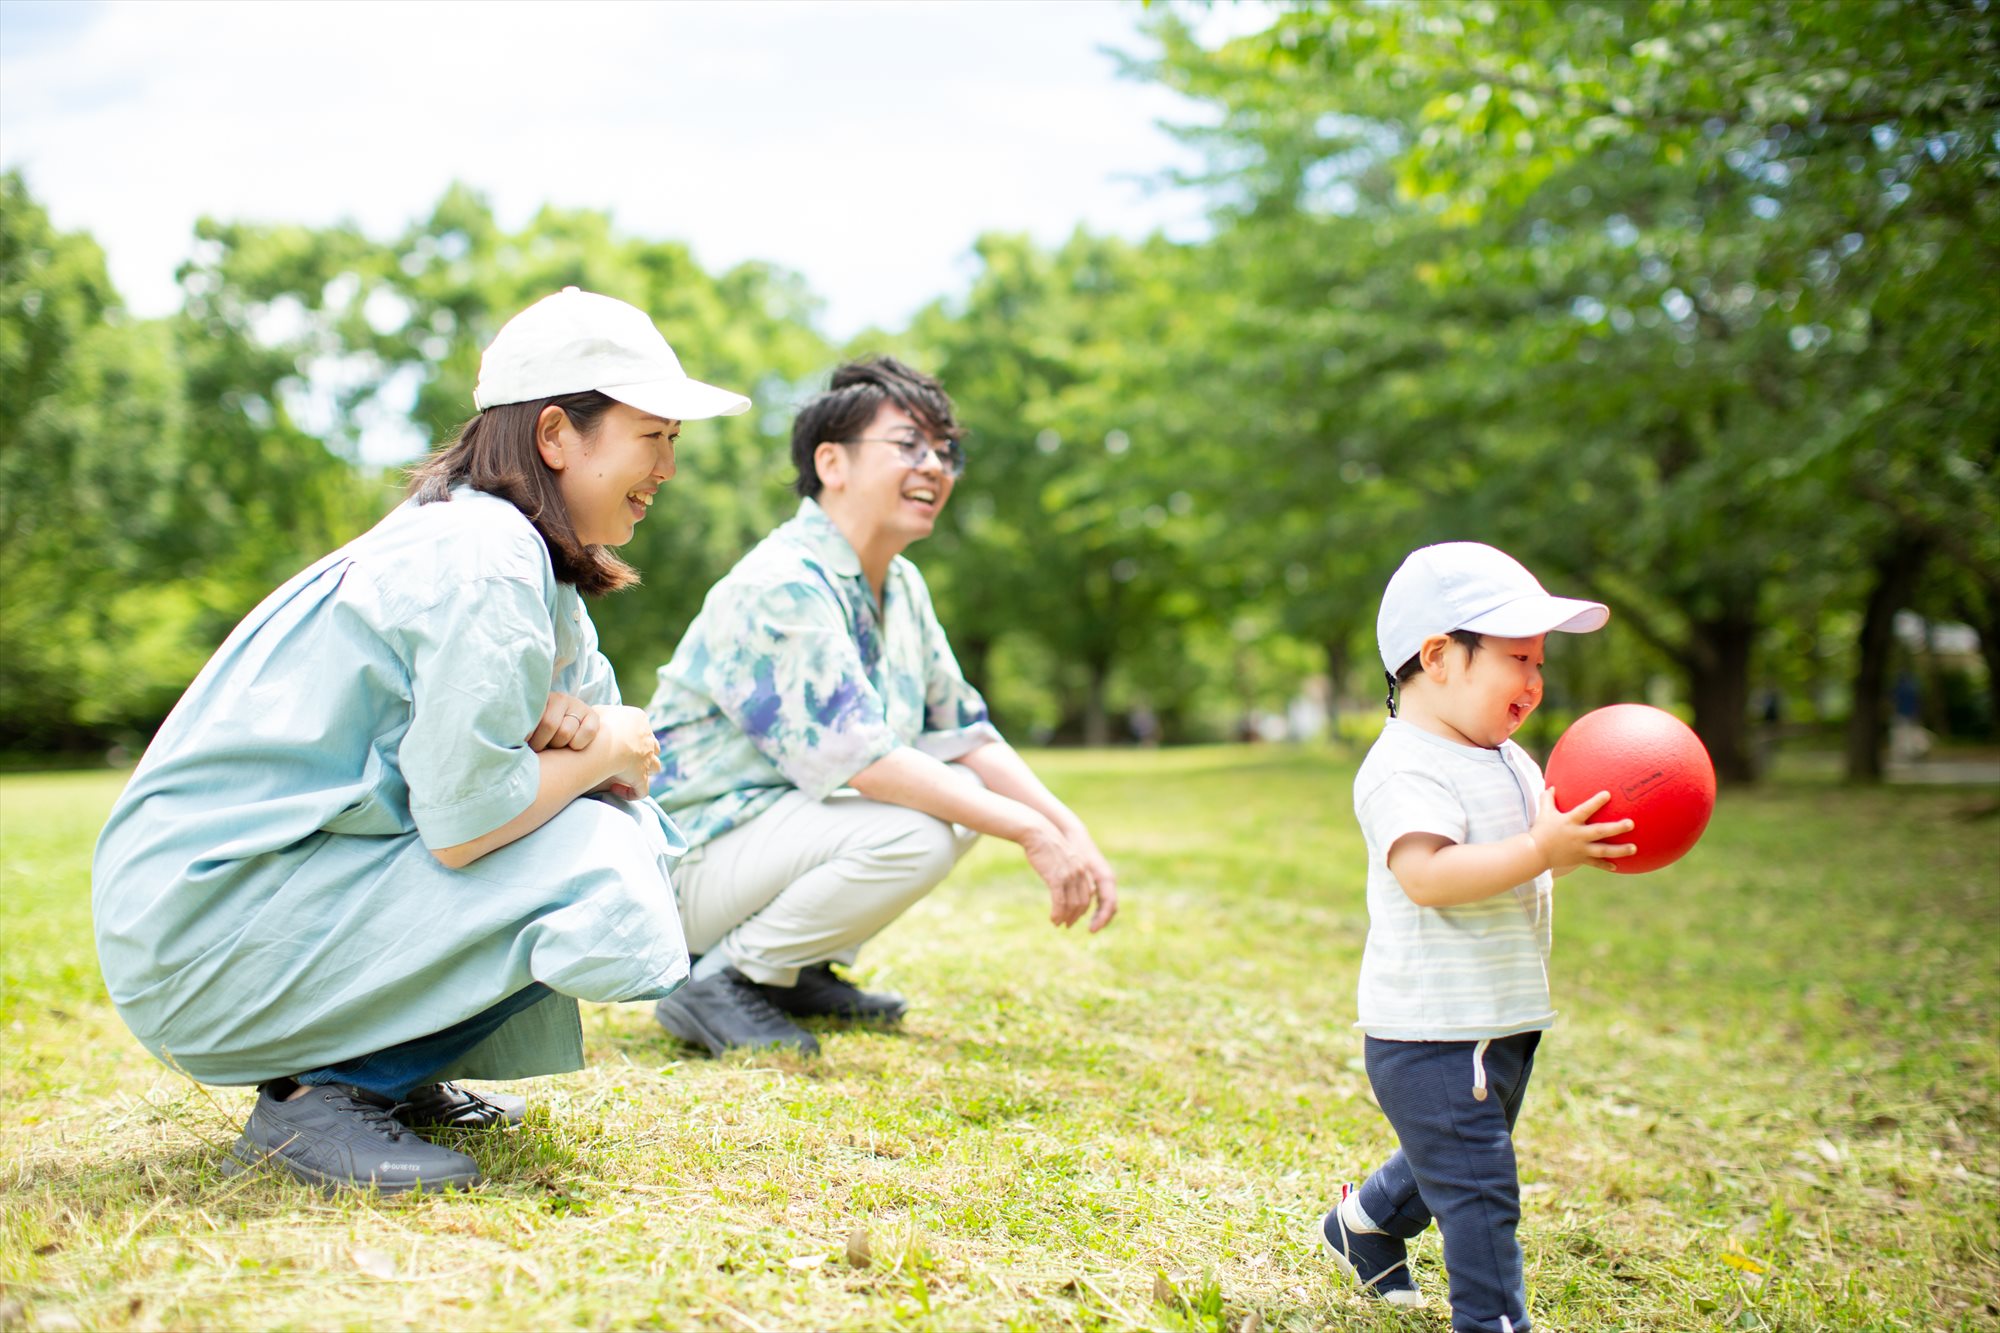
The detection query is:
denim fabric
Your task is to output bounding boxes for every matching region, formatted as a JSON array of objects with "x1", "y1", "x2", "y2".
[
  {"x1": 1357, "y1": 1032, "x2": 1541, "y2": 1333},
  {"x1": 296, "y1": 983, "x2": 556, "y2": 1101}
]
